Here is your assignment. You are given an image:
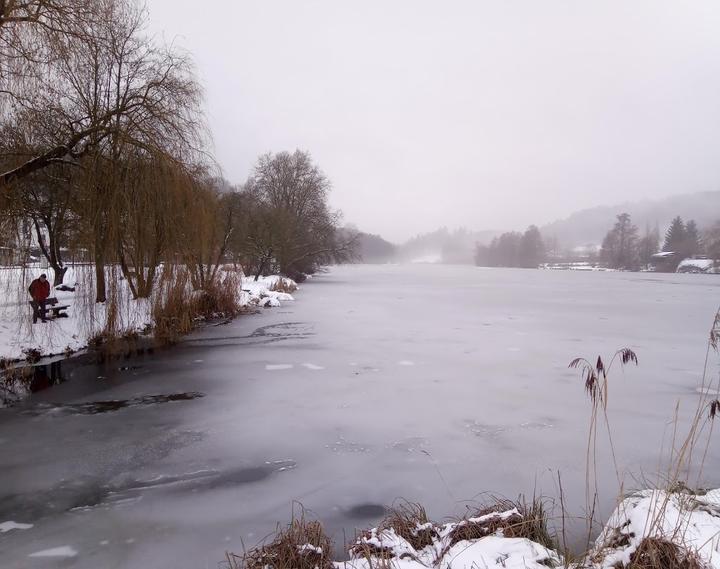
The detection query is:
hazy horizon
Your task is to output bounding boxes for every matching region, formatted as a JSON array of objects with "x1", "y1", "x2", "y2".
[{"x1": 147, "y1": 1, "x2": 720, "y2": 241}]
